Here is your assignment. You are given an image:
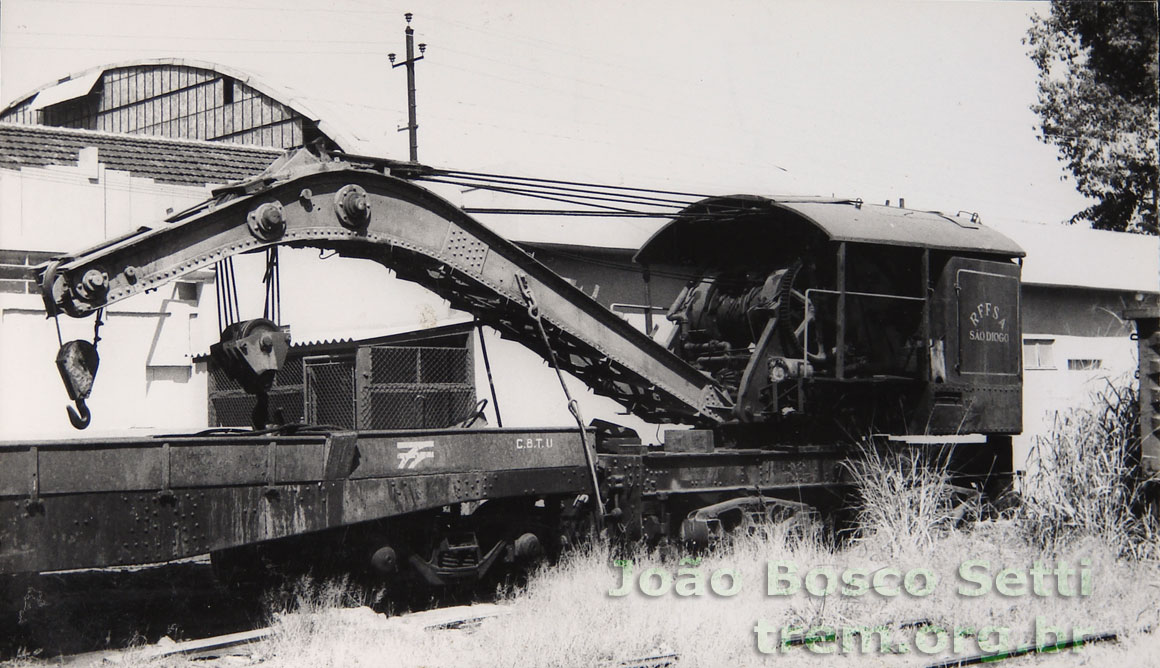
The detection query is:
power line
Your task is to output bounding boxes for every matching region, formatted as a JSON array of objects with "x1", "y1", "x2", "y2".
[{"x1": 387, "y1": 13, "x2": 426, "y2": 162}]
